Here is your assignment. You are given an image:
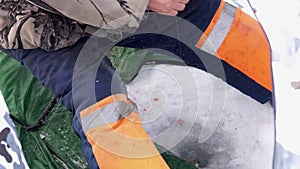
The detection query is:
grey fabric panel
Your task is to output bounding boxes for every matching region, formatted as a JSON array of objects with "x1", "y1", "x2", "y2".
[
  {"x1": 81, "y1": 101, "x2": 138, "y2": 132},
  {"x1": 201, "y1": 3, "x2": 237, "y2": 54}
]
